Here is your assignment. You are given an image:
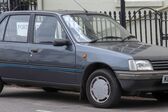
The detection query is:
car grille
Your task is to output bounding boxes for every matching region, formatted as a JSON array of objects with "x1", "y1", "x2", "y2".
[{"x1": 151, "y1": 60, "x2": 168, "y2": 70}]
